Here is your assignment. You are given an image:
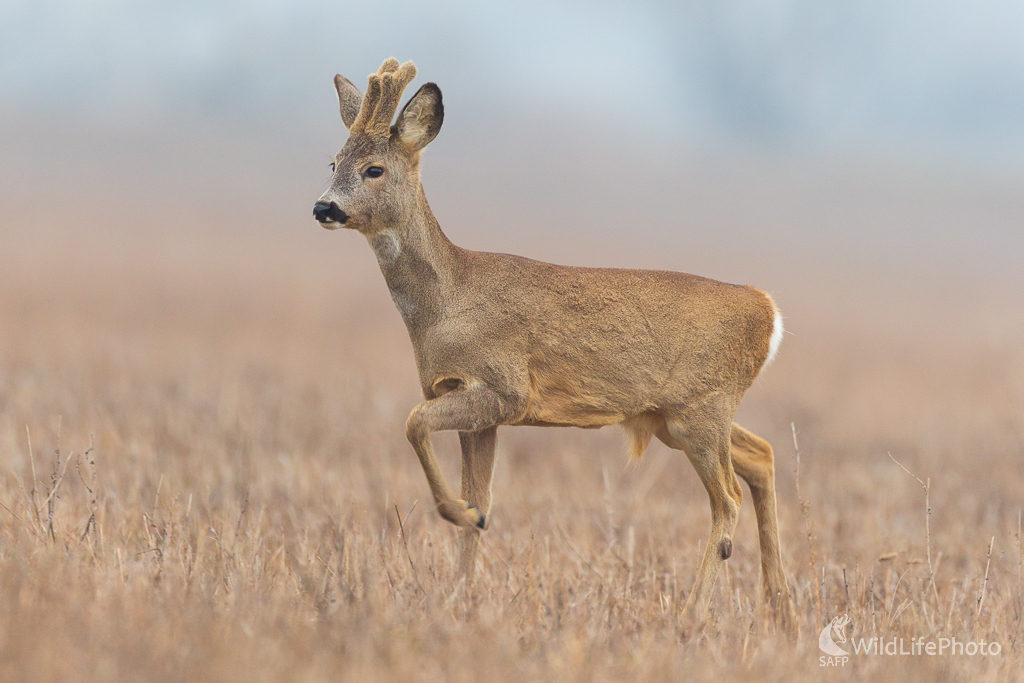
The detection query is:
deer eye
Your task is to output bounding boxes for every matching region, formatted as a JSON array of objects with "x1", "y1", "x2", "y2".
[
  {"x1": 329, "y1": 162, "x2": 335, "y2": 172},
  {"x1": 364, "y1": 166, "x2": 384, "y2": 179}
]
